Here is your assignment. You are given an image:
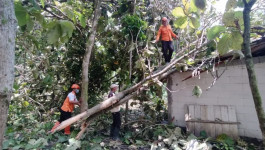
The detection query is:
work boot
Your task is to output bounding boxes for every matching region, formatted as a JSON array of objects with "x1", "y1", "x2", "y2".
[
  {"x1": 48, "y1": 121, "x2": 60, "y2": 133},
  {"x1": 64, "y1": 126, "x2": 71, "y2": 135}
]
